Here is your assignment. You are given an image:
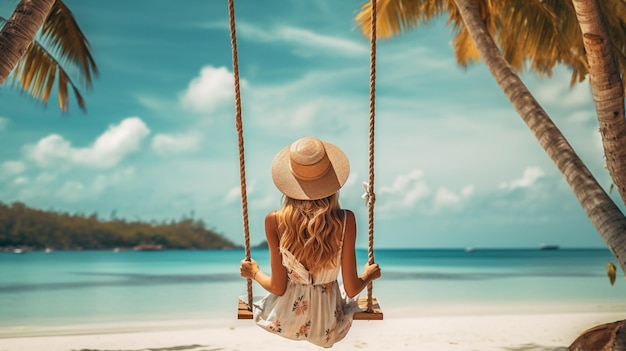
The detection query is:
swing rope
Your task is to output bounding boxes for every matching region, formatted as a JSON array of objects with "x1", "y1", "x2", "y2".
[
  {"x1": 230, "y1": 0, "x2": 380, "y2": 318},
  {"x1": 227, "y1": 0, "x2": 253, "y2": 312},
  {"x1": 366, "y1": 0, "x2": 377, "y2": 313}
]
